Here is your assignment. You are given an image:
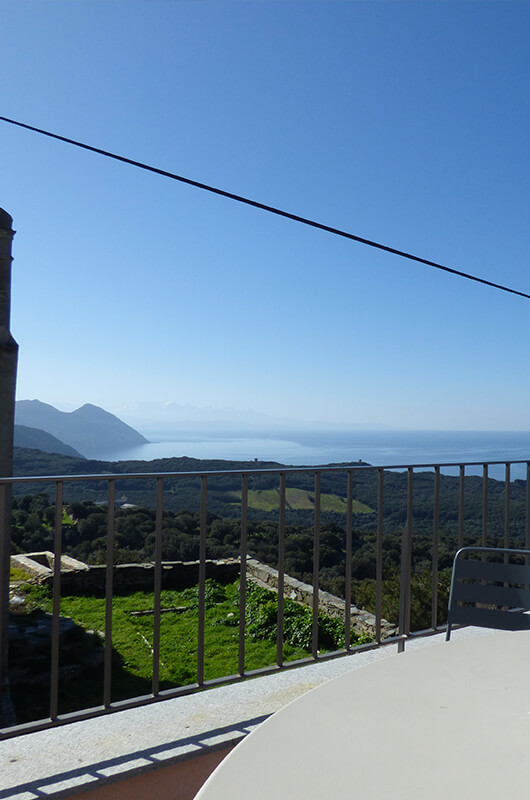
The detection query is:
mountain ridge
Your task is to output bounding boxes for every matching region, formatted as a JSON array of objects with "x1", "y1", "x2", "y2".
[
  {"x1": 15, "y1": 400, "x2": 149, "y2": 458},
  {"x1": 13, "y1": 425, "x2": 84, "y2": 458}
]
